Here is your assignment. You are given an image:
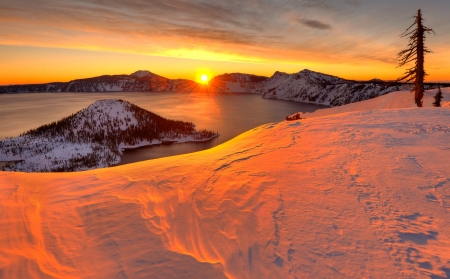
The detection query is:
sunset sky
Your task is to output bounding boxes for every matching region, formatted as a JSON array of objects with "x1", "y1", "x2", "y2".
[{"x1": 1, "y1": 0, "x2": 449, "y2": 85}]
